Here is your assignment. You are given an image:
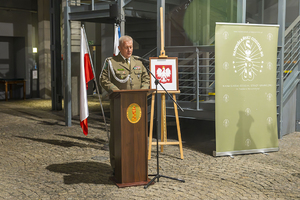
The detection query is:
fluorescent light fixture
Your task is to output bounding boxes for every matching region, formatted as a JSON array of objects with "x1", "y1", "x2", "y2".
[{"x1": 33, "y1": 47, "x2": 37, "y2": 53}]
